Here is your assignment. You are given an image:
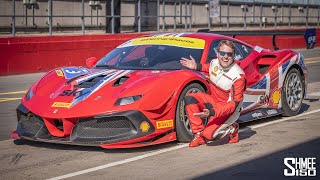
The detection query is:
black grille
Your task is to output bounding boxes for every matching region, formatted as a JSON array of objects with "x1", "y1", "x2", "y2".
[
  {"x1": 74, "y1": 116, "x2": 136, "y2": 139},
  {"x1": 17, "y1": 113, "x2": 51, "y2": 138}
]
